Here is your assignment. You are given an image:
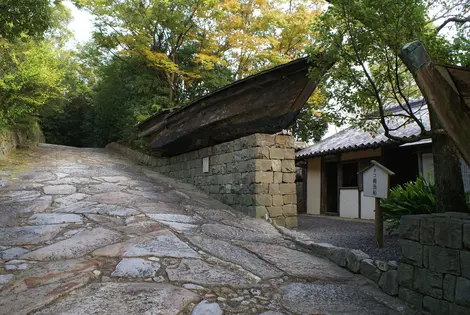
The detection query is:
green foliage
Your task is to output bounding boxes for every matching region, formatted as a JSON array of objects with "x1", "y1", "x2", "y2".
[
  {"x1": 86, "y1": 55, "x2": 174, "y2": 147},
  {"x1": 0, "y1": 38, "x2": 68, "y2": 130},
  {"x1": 381, "y1": 176, "x2": 436, "y2": 229},
  {"x1": 0, "y1": 0, "x2": 55, "y2": 40},
  {"x1": 38, "y1": 0, "x2": 328, "y2": 147},
  {"x1": 292, "y1": 103, "x2": 328, "y2": 143},
  {"x1": 309, "y1": 0, "x2": 468, "y2": 133}
]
